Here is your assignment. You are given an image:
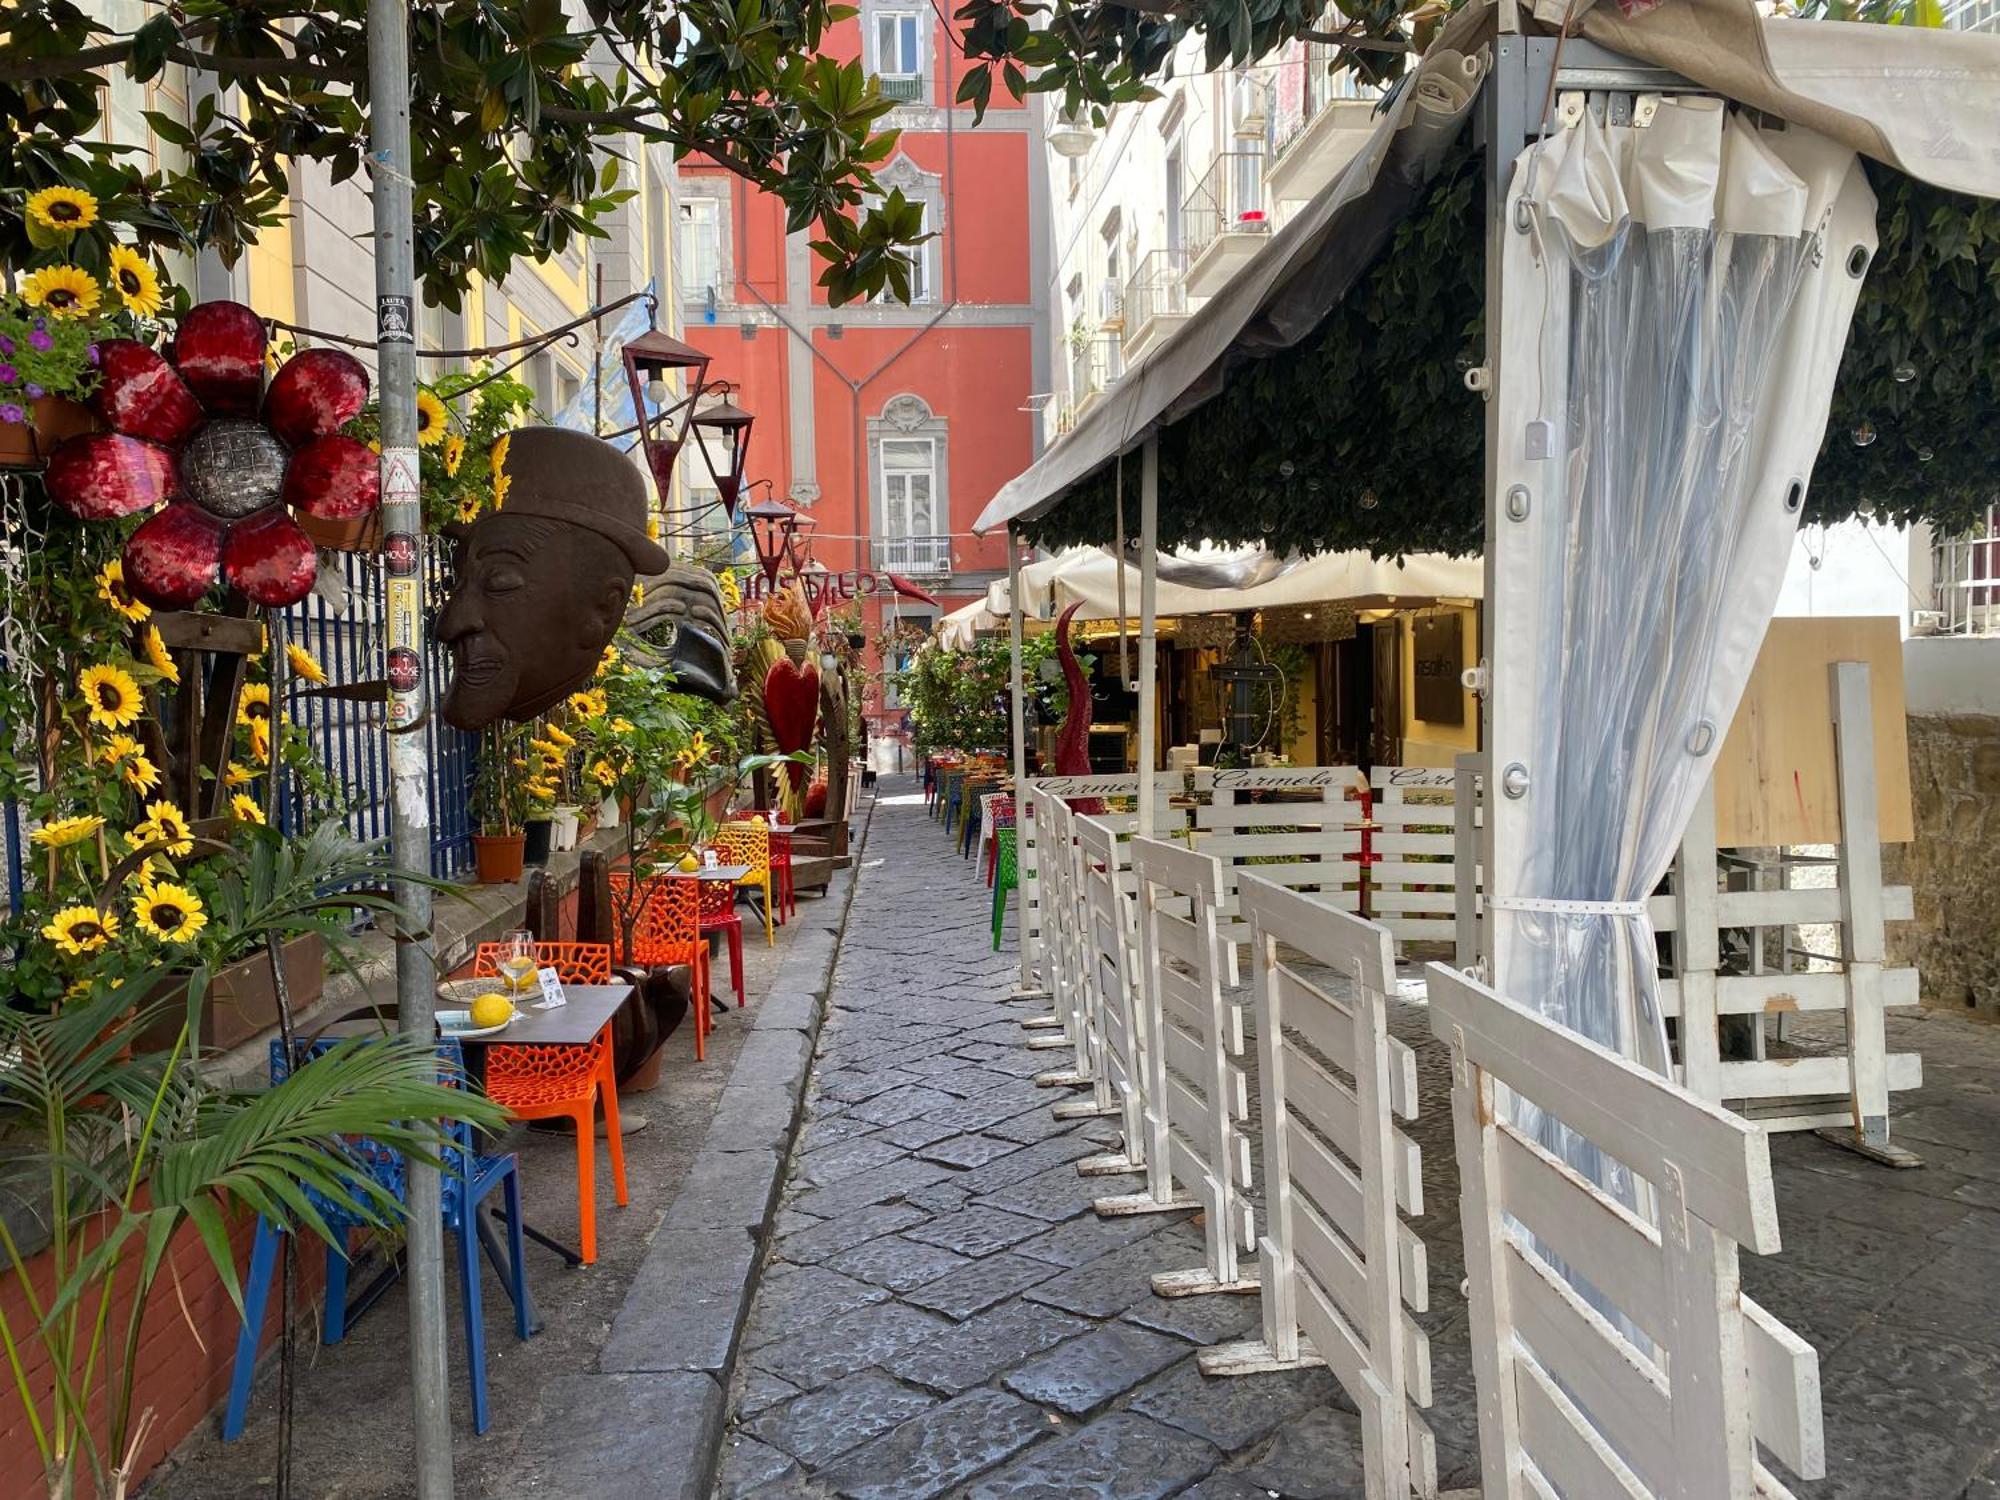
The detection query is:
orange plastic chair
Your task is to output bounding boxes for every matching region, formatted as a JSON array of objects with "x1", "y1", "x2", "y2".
[
  {"x1": 712, "y1": 821, "x2": 776, "y2": 947},
  {"x1": 606, "y1": 871, "x2": 713, "y2": 1060},
  {"x1": 471, "y1": 941, "x2": 626, "y2": 1266}
]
